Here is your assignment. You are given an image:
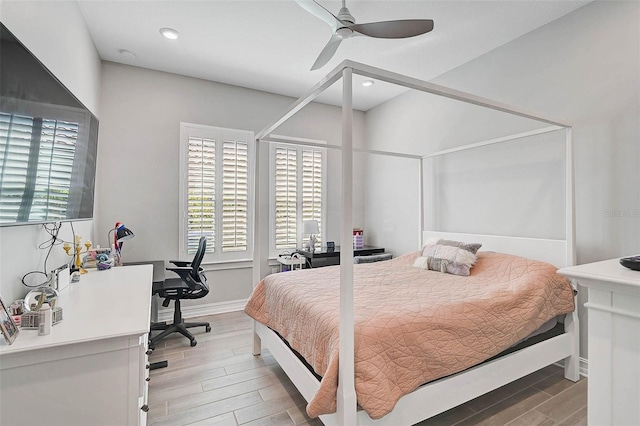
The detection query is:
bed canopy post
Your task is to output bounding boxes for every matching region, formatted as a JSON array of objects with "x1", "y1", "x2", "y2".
[
  {"x1": 563, "y1": 126, "x2": 580, "y2": 381},
  {"x1": 418, "y1": 157, "x2": 425, "y2": 249},
  {"x1": 337, "y1": 66, "x2": 357, "y2": 425},
  {"x1": 565, "y1": 127, "x2": 576, "y2": 267},
  {"x1": 252, "y1": 137, "x2": 262, "y2": 356}
]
